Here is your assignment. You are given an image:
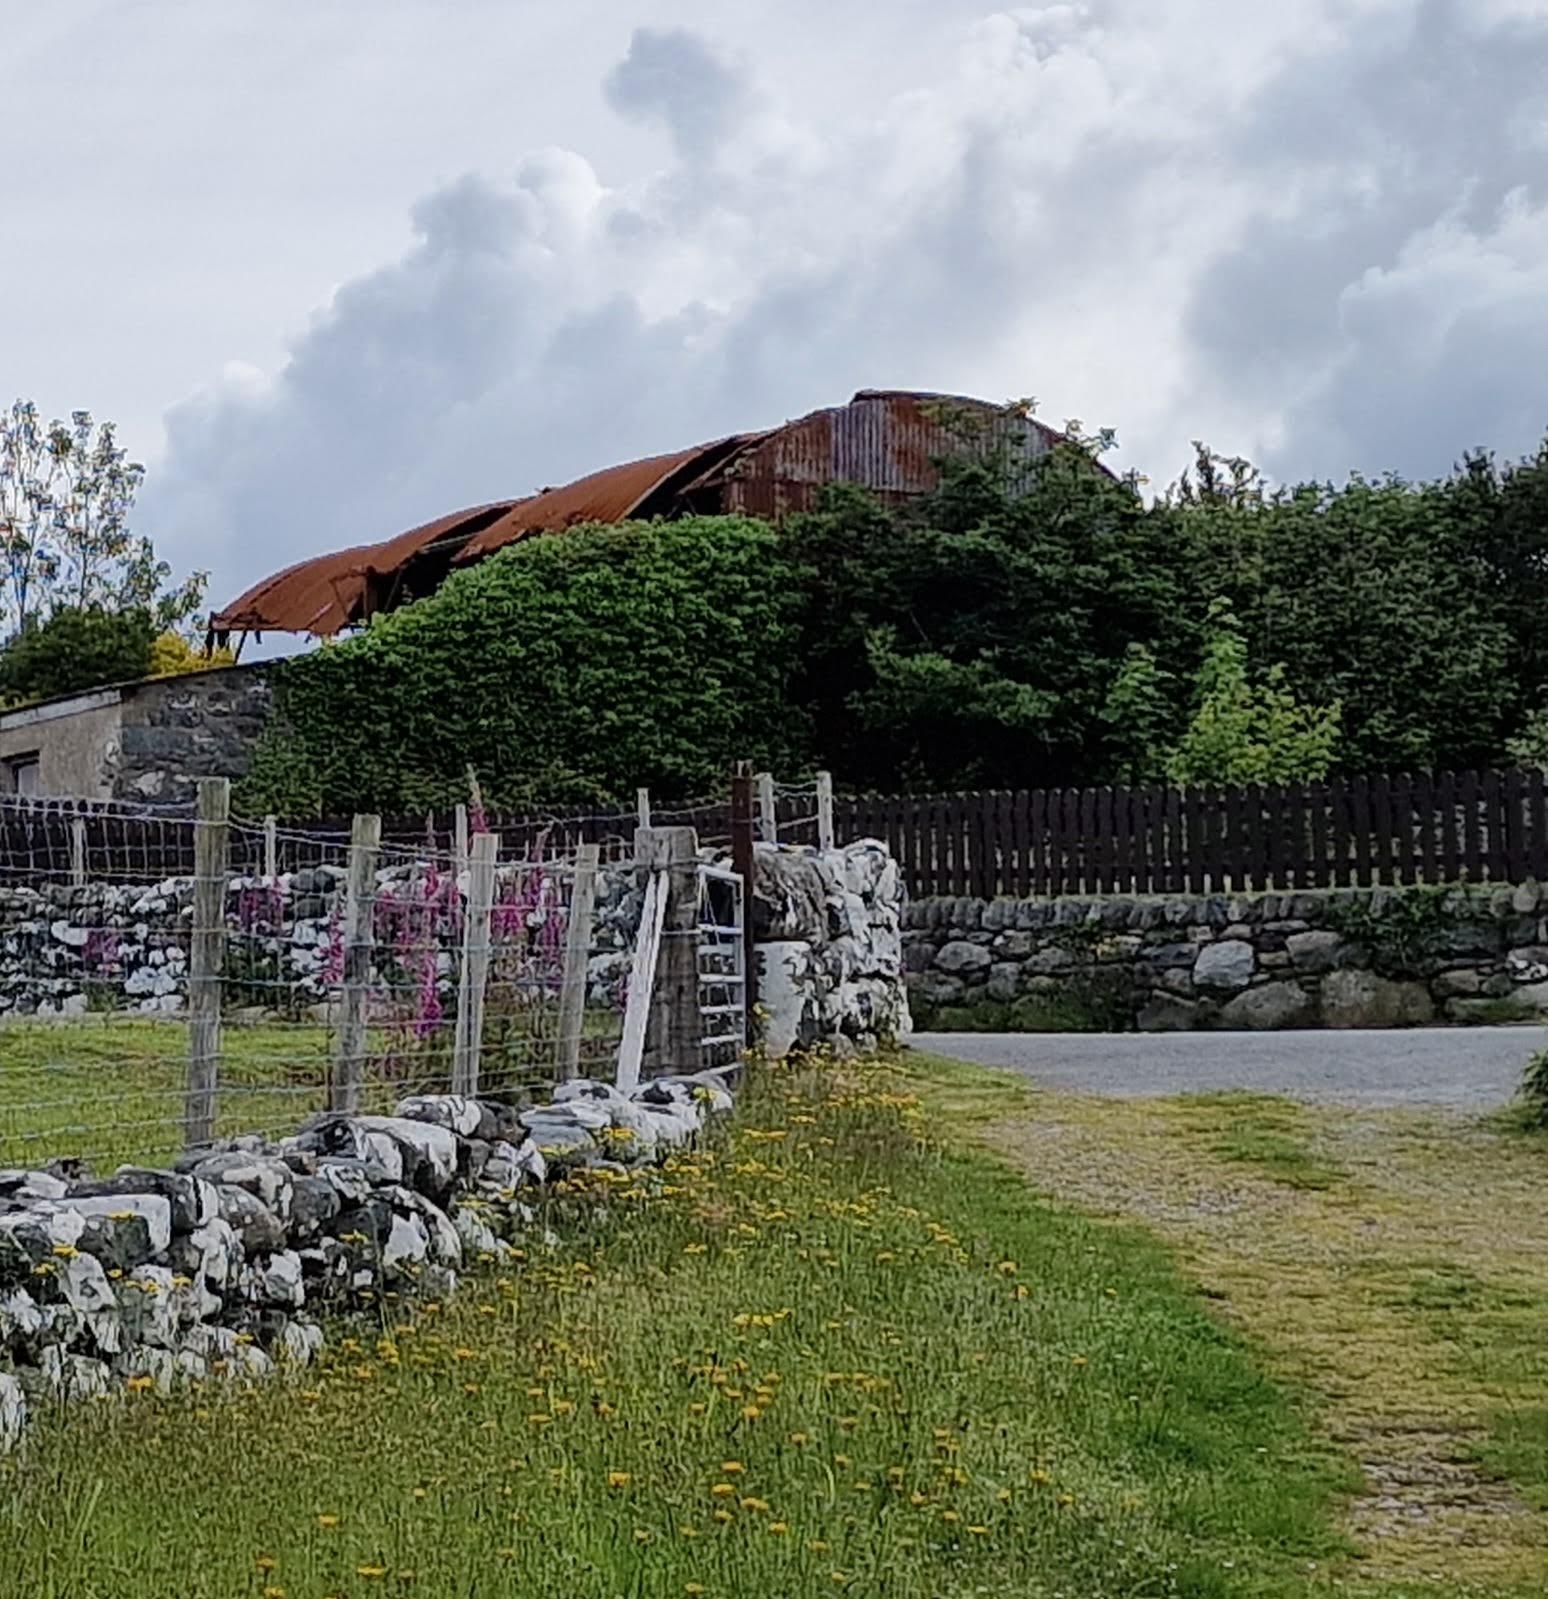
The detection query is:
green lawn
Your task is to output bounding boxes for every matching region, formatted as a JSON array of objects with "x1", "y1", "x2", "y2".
[
  {"x1": 0, "y1": 1051, "x2": 1351, "y2": 1599},
  {"x1": 0, "y1": 1018, "x2": 335, "y2": 1172}
]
